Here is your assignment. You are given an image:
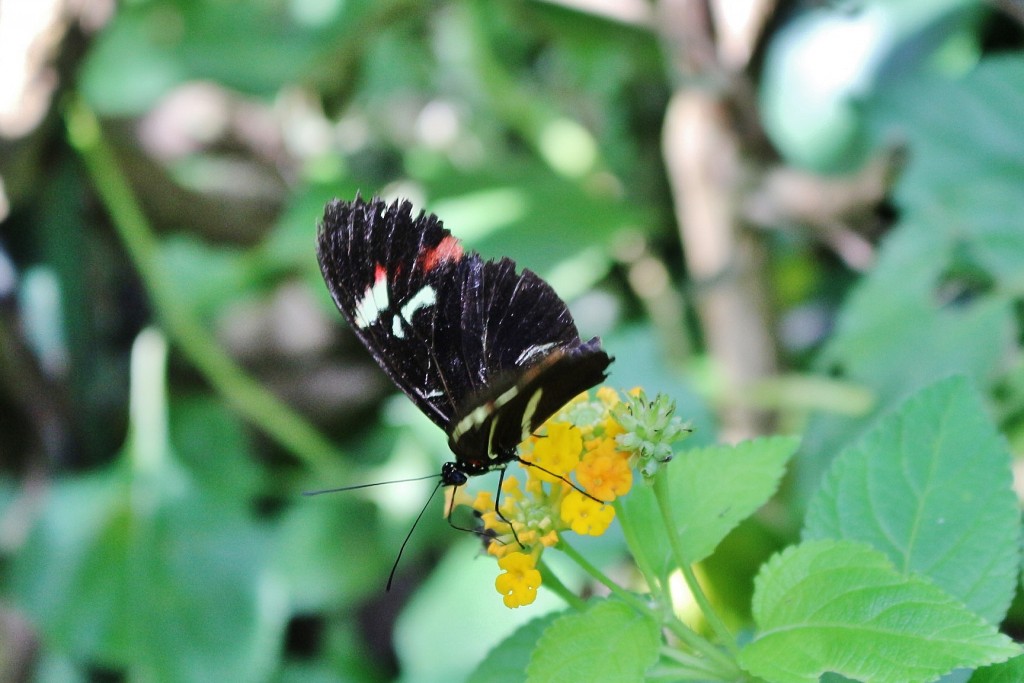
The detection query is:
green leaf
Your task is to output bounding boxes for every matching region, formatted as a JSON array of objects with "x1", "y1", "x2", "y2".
[
  {"x1": 868, "y1": 58, "x2": 1024, "y2": 296},
  {"x1": 394, "y1": 539, "x2": 569, "y2": 683},
  {"x1": 423, "y1": 167, "x2": 652, "y2": 295},
  {"x1": 669, "y1": 436, "x2": 799, "y2": 565},
  {"x1": 525, "y1": 600, "x2": 660, "y2": 683},
  {"x1": 804, "y1": 59, "x2": 1024, "y2": 500},
  {"x1": 11, "y1": 469, "x2": 286, "y2": 680},
  {"x1": 273, "y1": 495, "x2": 386, "y2": 611},
  {"x1": 809, "y1": 56, "x2": 1024, "y2": 428},
  {"x1": 80, "y1": 0, "x2": 365, "y2": 113},
  {"x1": 169, "y1": 395, "x2": 264, "y2": 499},
  {"x1": 467, "y1": 613, "x2": 562, "y2": 683},
  {"x1": 970, "y1": 655, "x2": 1024, "y2": 683},
  {"x1": 10, "y1": 330, "x2": 286, "y2": 680},
  {"x1": 804, "y1": 376, "x2": 1021, "y2": 624},
  {"x1": 740, "y1": 540, "x2": 1020, "y2": 683},
  {"x1": 818, "y1": 223, "x2": 1014, "y2": 399},
  {"x1": 870, "y1": 57, "x2": 1024, "y2": 220},
  {"x1": 620, "y1": 436, "x2": 798, "y2": 576},
  {"x1": 159, "y1": 236, "x2": 255, "y2": 321}
]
